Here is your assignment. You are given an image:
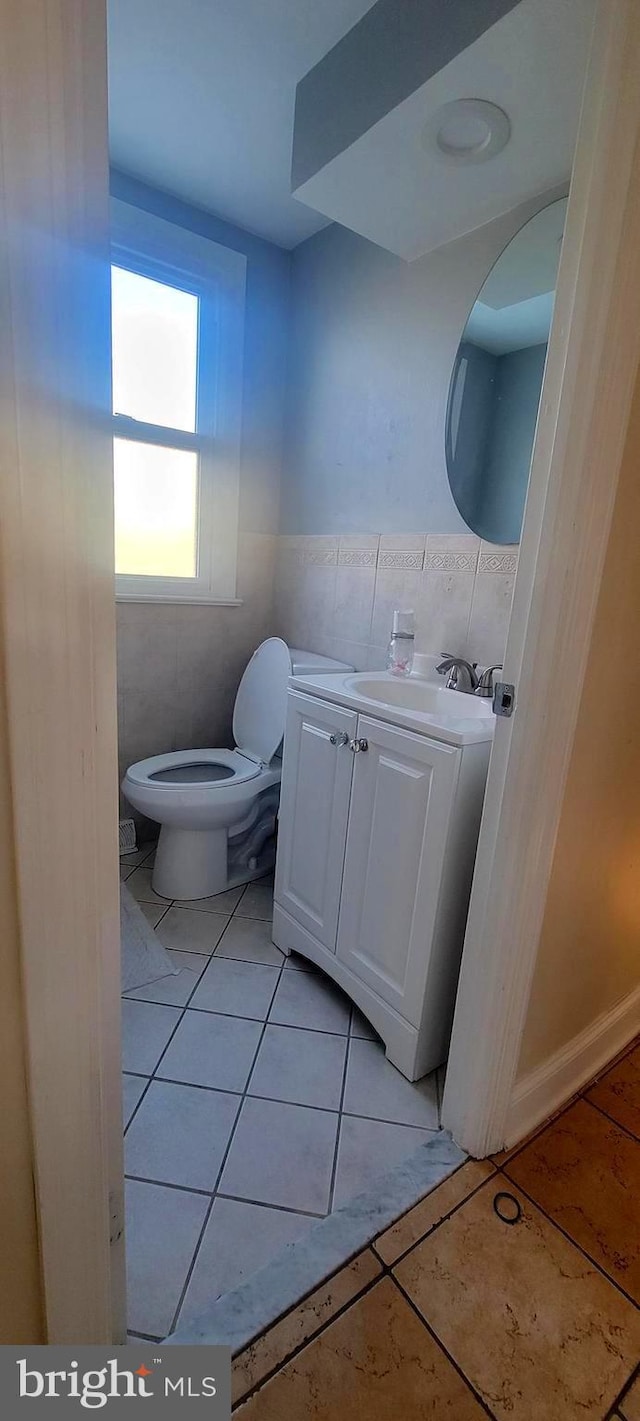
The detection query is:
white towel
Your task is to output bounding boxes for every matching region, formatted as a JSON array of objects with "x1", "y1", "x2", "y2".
[{"x1": 120, "y1": 881, "x2": 178, "y2": 992}]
